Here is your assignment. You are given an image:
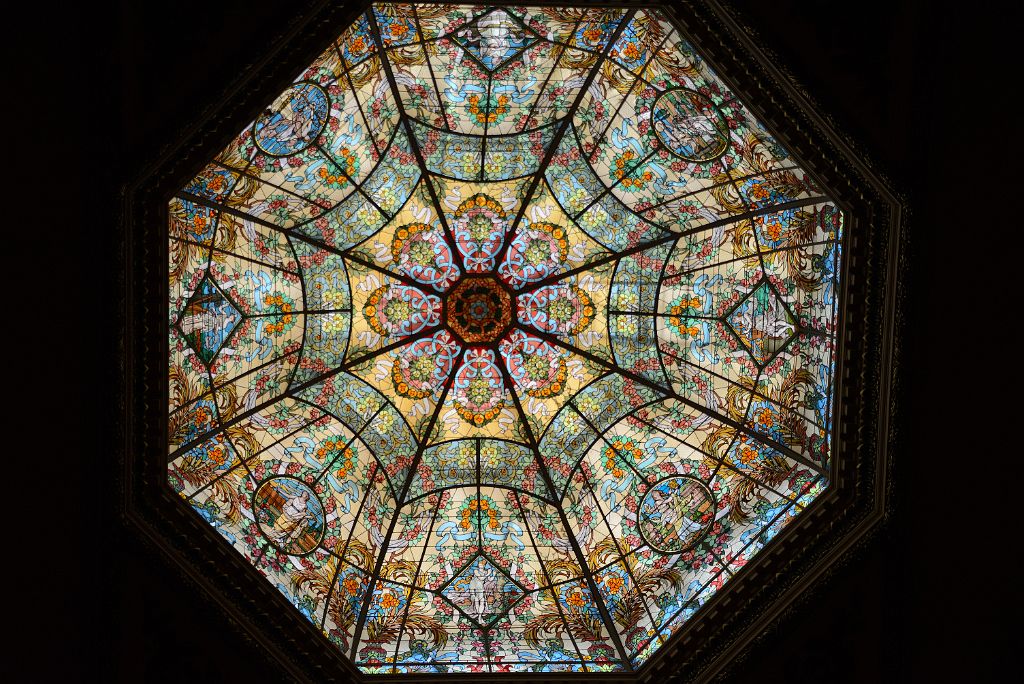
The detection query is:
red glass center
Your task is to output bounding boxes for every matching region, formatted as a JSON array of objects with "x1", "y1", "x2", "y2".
[{"x1": 445, "y1": 276, "x2": 512, "y2": 344}]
